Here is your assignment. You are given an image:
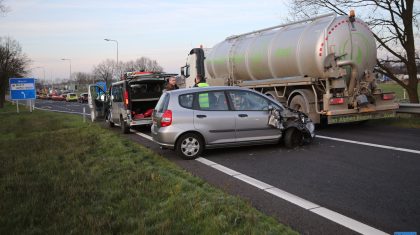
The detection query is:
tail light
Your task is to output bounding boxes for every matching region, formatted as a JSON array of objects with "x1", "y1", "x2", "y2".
[
  {"x1": 382, "y1": 93, "x2": 395, "y2": 100},
  {"x1": 123, "y1": 90, "x2": 129, "y2": 108},
  {"x1": 160, "y1": 110, "x2": 172, "y2": 127},
  {"x1": 330, "y1": 98, "x2": 345, "y2": 105}
]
